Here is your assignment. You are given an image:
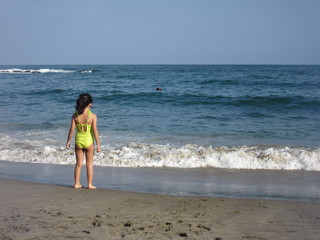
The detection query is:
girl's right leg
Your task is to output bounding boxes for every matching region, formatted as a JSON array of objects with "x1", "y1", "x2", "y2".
[
  {"x1": 74, "y1": 146, "x2": 84, "y2": 188},
  {"x1": 85, "y1": 144, "x2": 96, "y2": 189}
]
